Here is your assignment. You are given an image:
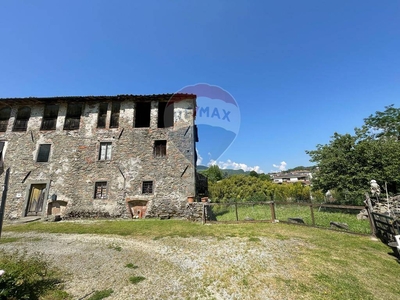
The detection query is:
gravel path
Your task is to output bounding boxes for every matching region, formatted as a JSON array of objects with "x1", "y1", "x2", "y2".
[{"x1": 0, "y1": 231, "x2": 304, "y2": 299}]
